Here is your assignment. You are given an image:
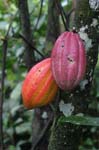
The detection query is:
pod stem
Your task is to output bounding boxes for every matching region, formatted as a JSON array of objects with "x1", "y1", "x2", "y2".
[{"x1": 56, "y1": 0, "x2": 75, "y2": 31}]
